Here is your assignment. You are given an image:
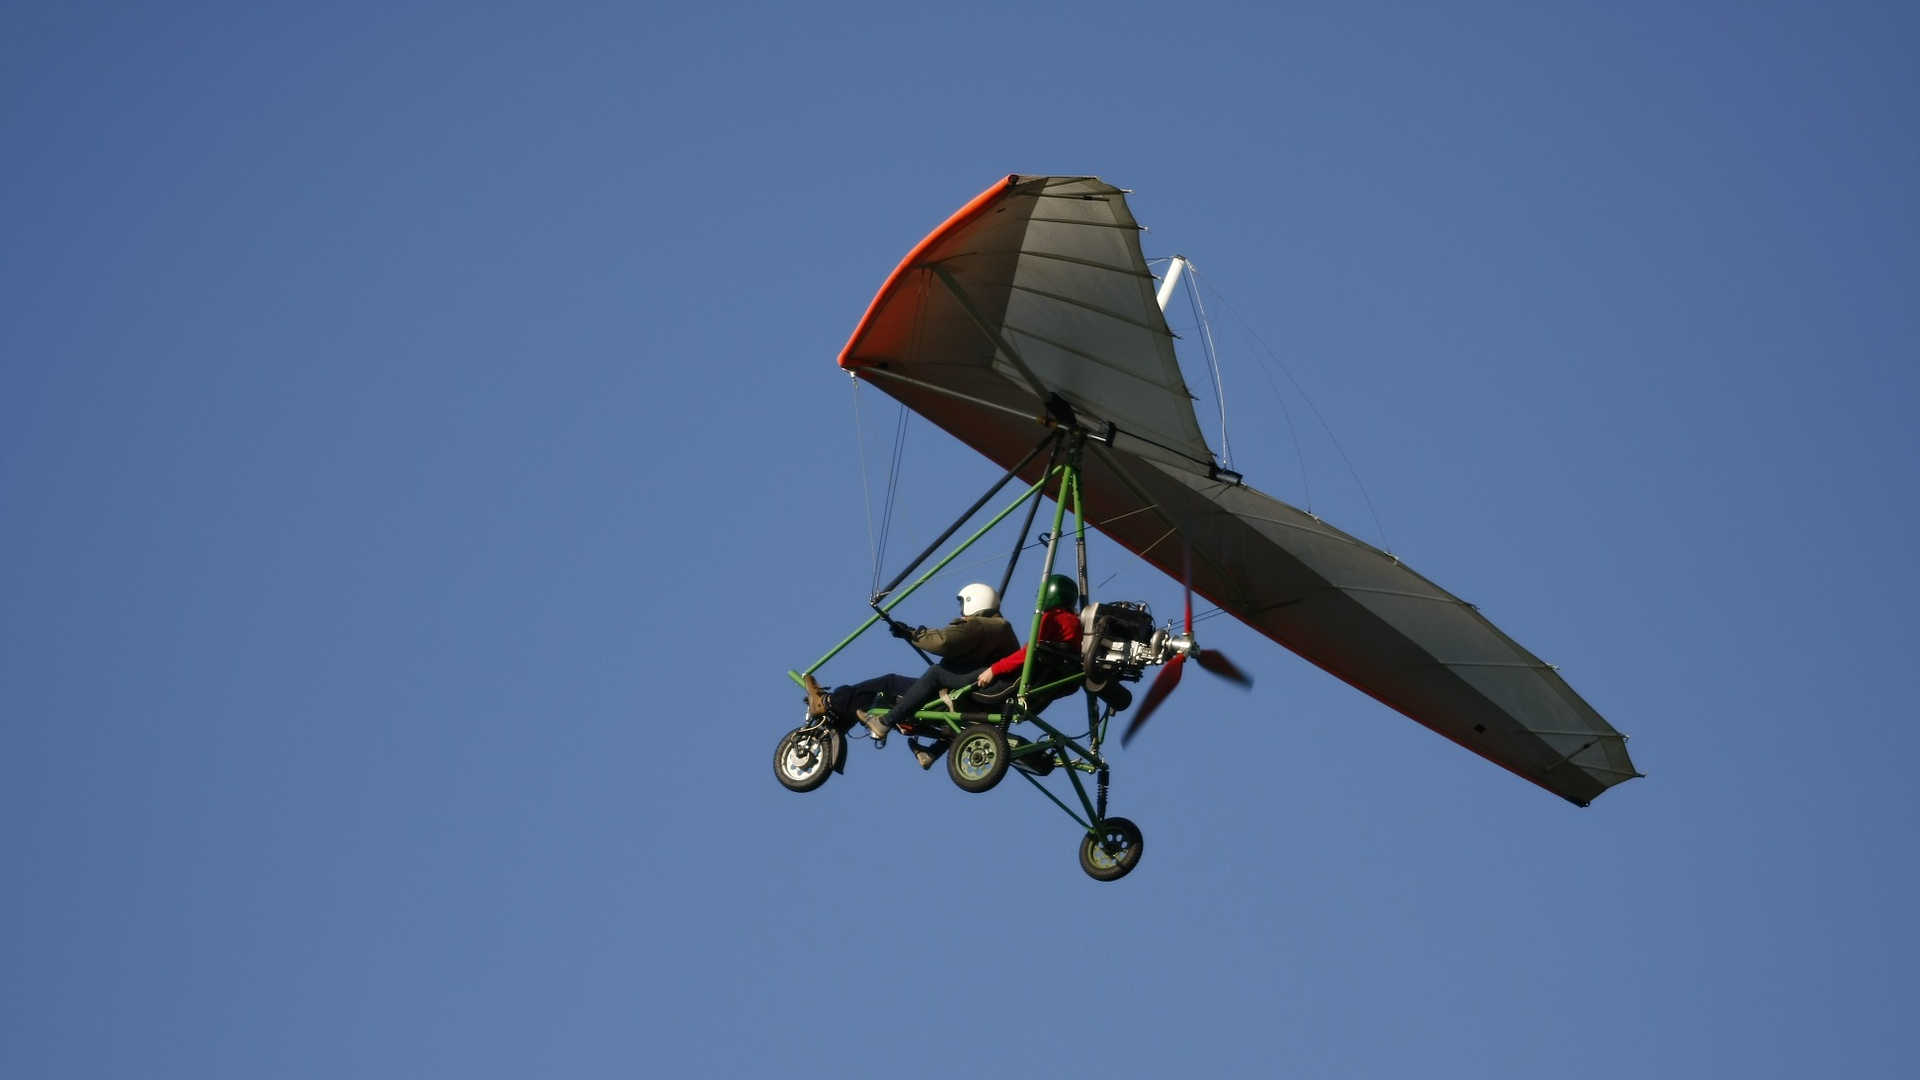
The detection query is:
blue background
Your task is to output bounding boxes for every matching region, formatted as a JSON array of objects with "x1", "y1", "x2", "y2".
[{"x1": 5, "y1": 2, "x2": 1915, "y2": 1076}]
